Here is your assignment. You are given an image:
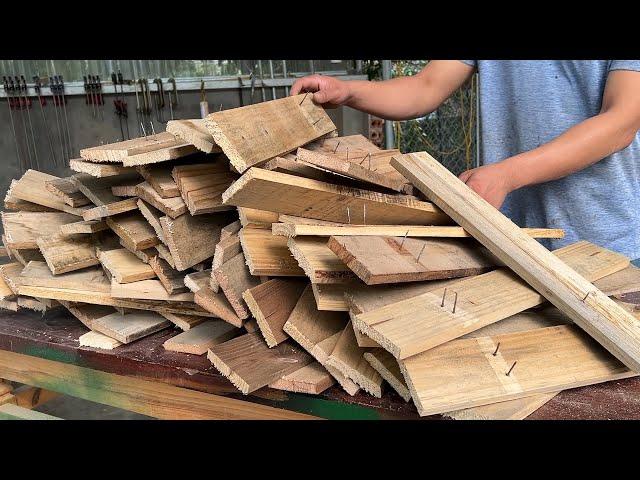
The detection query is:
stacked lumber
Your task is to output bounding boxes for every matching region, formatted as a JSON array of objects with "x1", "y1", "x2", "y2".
[{"x1": 4, "y1": 93, "x2": 640, "y2": 415}]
